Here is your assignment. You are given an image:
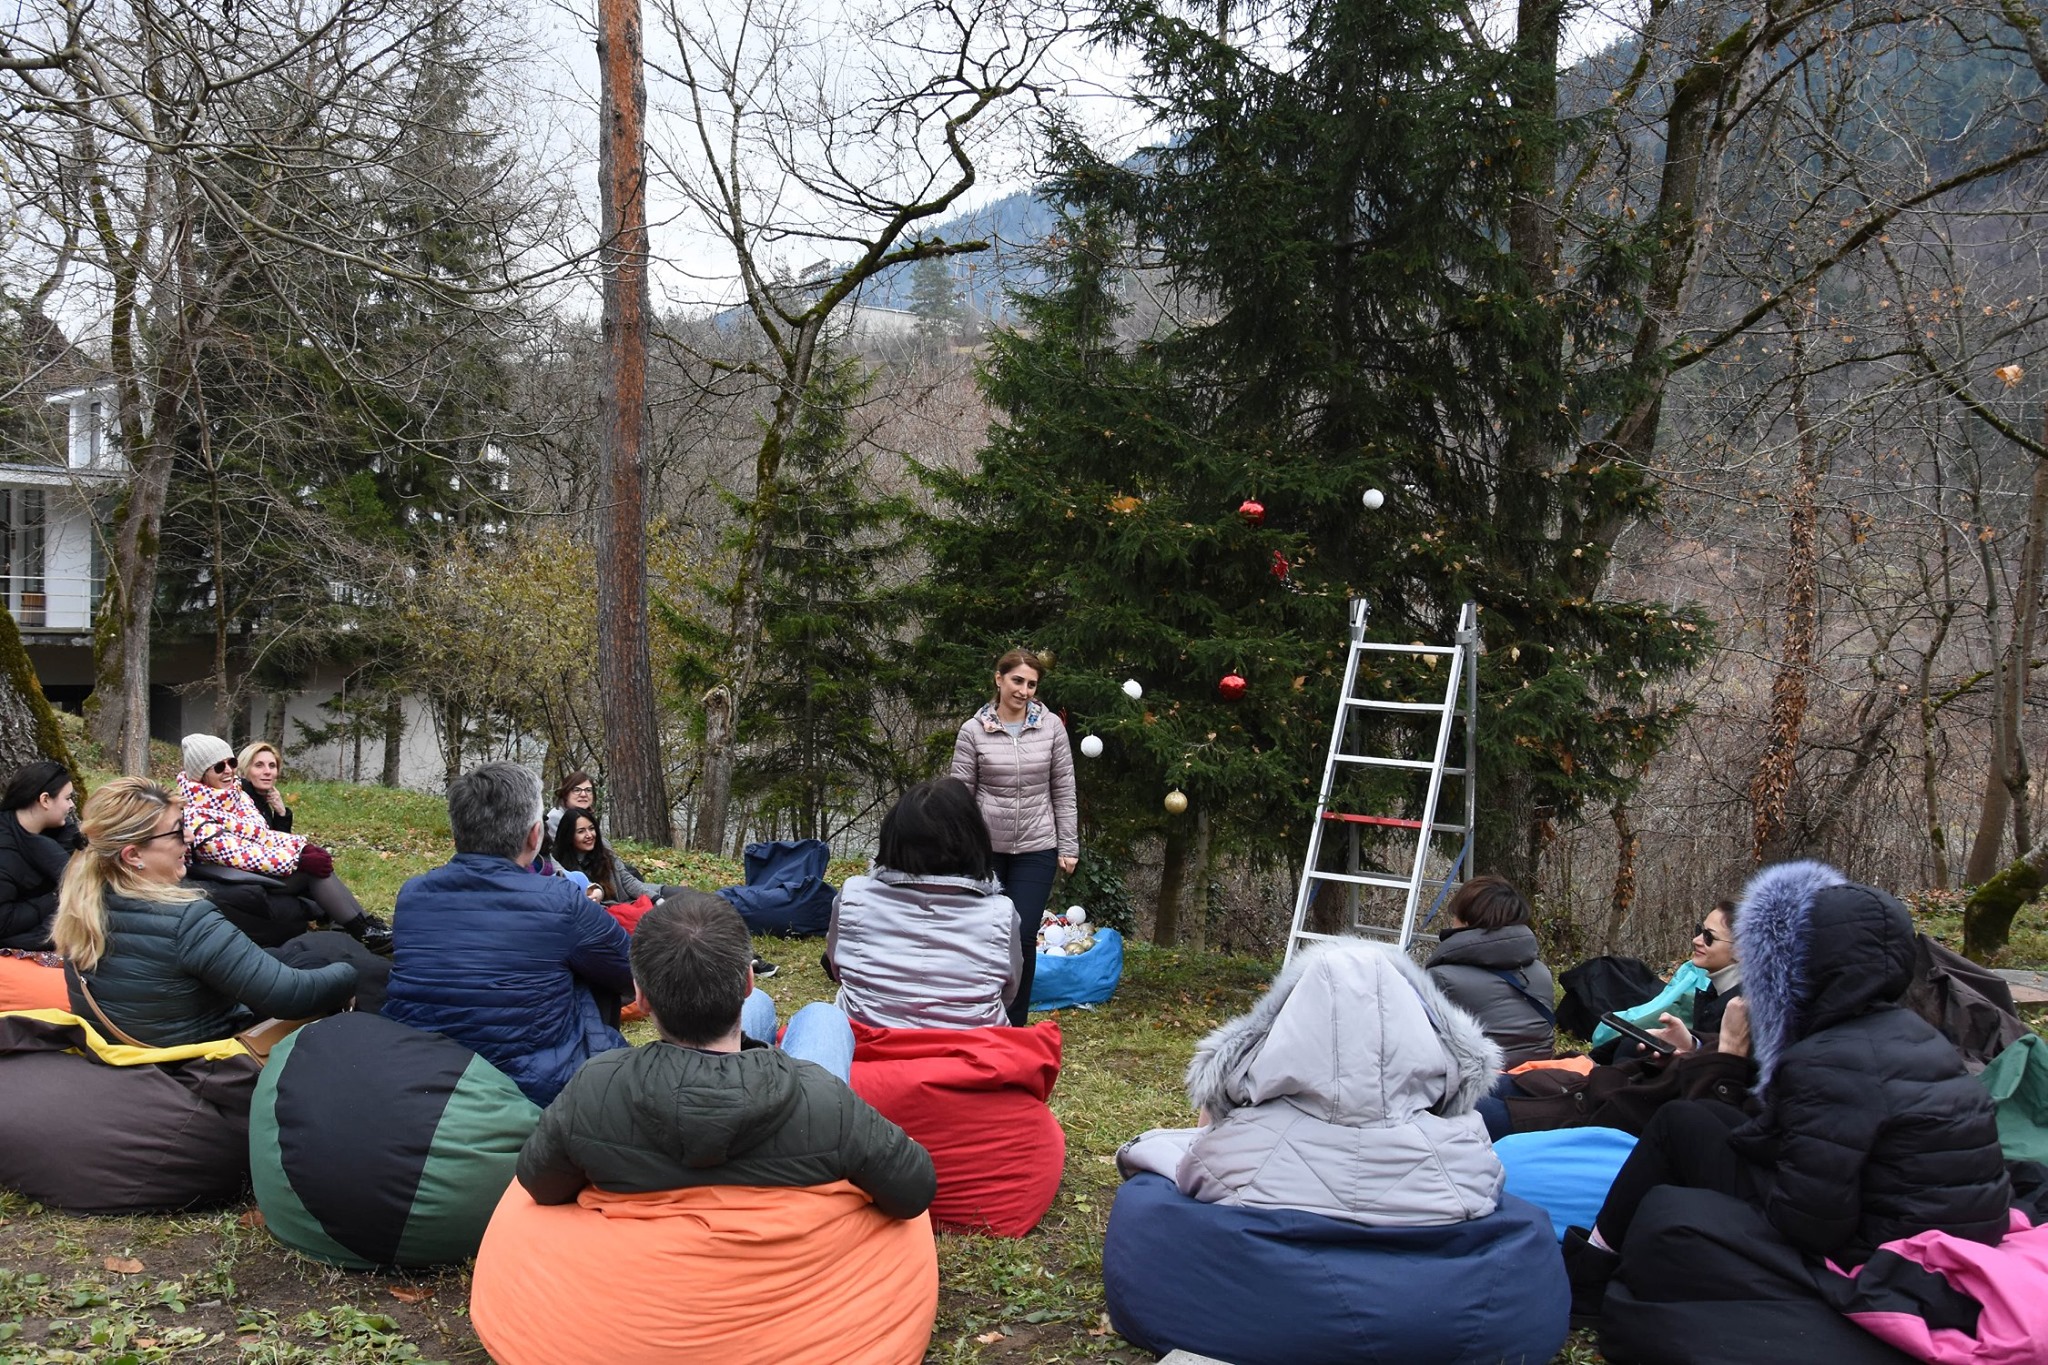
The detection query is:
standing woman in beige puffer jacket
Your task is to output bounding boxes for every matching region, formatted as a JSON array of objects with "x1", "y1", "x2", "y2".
[{"x1": 951, "y1": 648, "x2": 1078, "y2": 1026}]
